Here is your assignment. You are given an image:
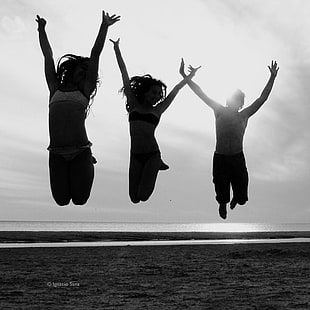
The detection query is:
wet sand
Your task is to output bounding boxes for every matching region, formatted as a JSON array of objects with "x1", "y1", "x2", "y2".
[{"x1": 0, "y1": 241, "x2": 309, "y2": 309}]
